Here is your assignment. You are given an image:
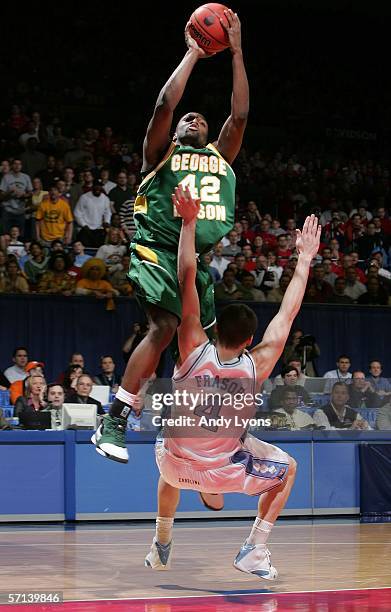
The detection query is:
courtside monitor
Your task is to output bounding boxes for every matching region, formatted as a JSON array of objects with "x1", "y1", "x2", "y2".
[{"x1": 61, "y1": 403, "x2": 97, "y2": 430}]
